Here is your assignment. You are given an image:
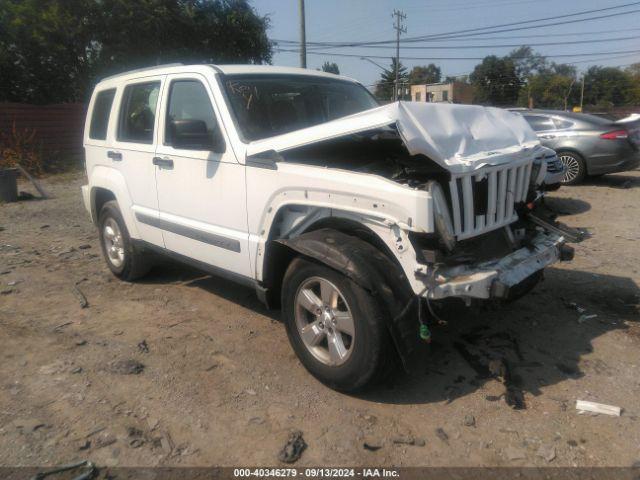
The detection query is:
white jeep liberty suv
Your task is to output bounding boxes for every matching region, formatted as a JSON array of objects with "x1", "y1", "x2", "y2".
[{"x1": 82, "y1": 64, "x2": 579, "y2": 391}]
